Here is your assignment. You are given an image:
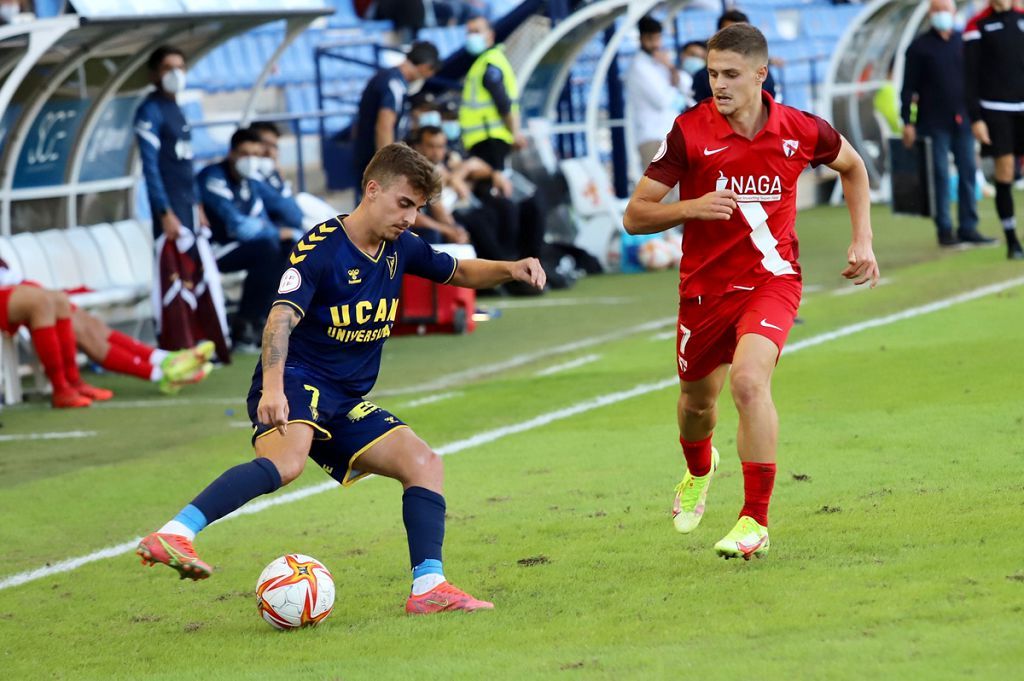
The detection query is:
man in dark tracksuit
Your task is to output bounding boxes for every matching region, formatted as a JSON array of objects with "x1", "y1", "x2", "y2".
[
  {"x1": 135, "y1": 45, "x2": 231, "y2": 362},
  {"x1": 964, "y1": 0, "x2": 1024, "y2": 259}
]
